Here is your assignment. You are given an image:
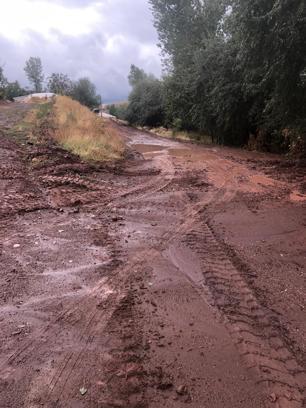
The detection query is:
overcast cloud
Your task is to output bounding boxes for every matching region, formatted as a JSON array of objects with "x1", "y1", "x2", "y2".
[{"x1": 0, "y1": 0, "x2": 161, "y2": 102}]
